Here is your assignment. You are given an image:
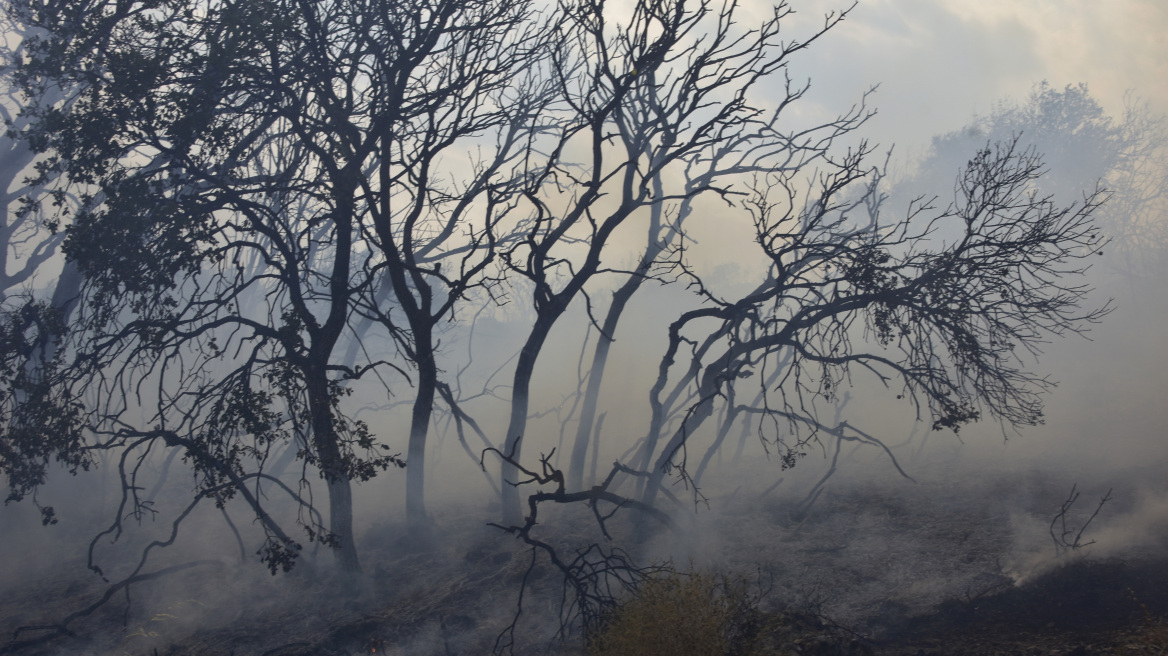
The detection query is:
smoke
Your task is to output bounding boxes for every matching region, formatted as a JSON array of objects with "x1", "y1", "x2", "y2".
[
  {"x1": 1006, "y1": 475, "x2": 1168, "y2": 585},
  {"x1": 2, "y1": 1, "x2": 1167, "y2": 654}
]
